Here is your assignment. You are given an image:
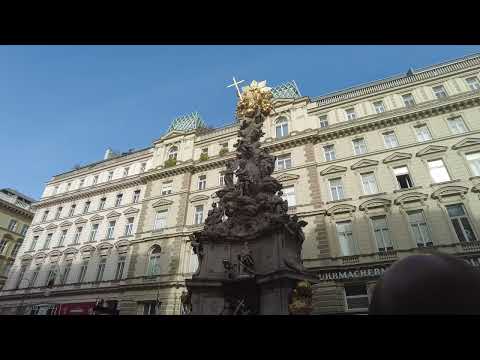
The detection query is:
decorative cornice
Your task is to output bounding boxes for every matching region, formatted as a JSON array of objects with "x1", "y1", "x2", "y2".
[
  {"x1": 89, "y1": 214, "x2": 104, "y2": 222},
  {"x1": 151, "y1": 199, "x2": 173, "y2": 207},
  {"x1": 326, "y1": 204, "x2": 356, "y2": 216},
  {"x1": 275, "y1": 173, "x2": 301, "y2": 182},
  {"x1": 106, "y1": 211, "x2": 121, "y2": 219},
  {"x1": 123, "y1": 207, "x2": 140, "y2": 215},
  {"x1": 416, "y1": 145, "x2": 448, "y2": 157},
  {"x1": 359, "y1": 198, "x2": 391, "y2": 211},
  {"x1": 383, "y1": 152, "x2": 413, "y2": 164},
  {"x1": 189, "y1": 195, "x2": 209, "y2": 203},
  {"x1": 394, "y1": 191, "x2": 429, "y2": 205},
  {"x1": 351, "y1": 159, "x2": 379, "y2": 170},
  {"x1": 431, "y1": 185, "x2": 469, "y2": 200},
  {"x1": 74, "y1": 217, "x2": 88, "y2": 225},
  {"x1": 452, "y1": 137, "x2": 480, "y2": 150},
  {"x1": 320, "y1": 165, "x2": 348, "y2": 176}
]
